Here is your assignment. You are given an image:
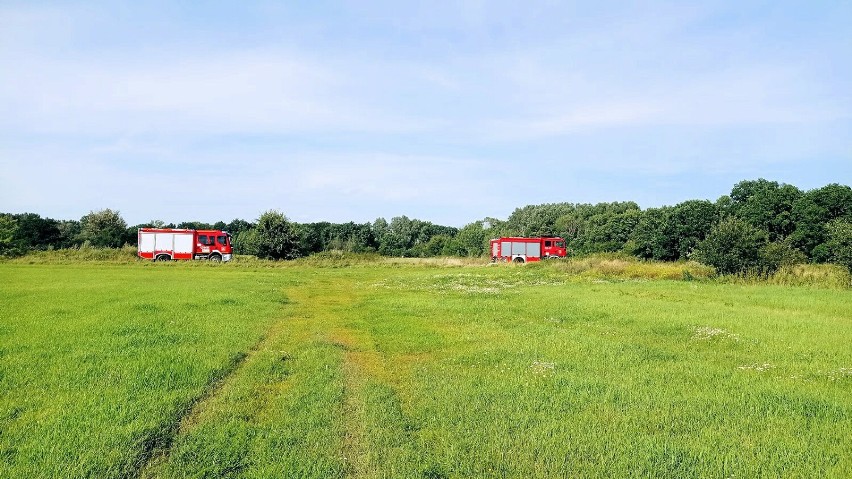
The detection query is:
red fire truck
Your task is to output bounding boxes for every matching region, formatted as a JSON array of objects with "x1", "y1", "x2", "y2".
[
  {"x1": 137, "y1": 228, "x2": 233, "y2": 262},
  {"x1": 490, "y1": 237, "x2": 567, "y2": 263}
]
